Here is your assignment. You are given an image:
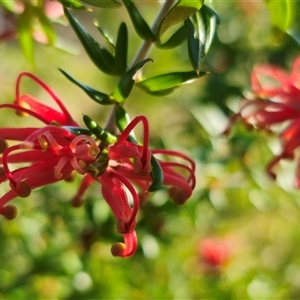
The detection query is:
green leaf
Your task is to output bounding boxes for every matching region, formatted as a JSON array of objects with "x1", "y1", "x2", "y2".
[
  {"x1": 63, "y1": 126, "x2": 93, "y2": 136},
  {"x1": 114, "y1": 22, "x2": 128, "y2": 76},
  {"x1": 265, "y1": 0, "x2": 297, "y2": 32},
  {"x1": 115, "y1": 105, "x2": 137, "y2": 142},
  {"x1": 158, "y1": 0, "x2": 204, "y2": 39},
  {"x1": 18, "y1": 6, "x2": 34, "y2": 63},
  {"x1": 36, "y1": 7, "x2": 56, "y2": 45},
  {"x1": 122, "y1": 0, "x2": 154, "y2": 41},
  {"x1": 95, "y1": 23, "x2": 116, "y2": 52},
  {"x1": 185, "y1": 5, "x2": 218, "y2": 73},
  {"x1": 59, "y1": 69, "x2": 114, "y2": 105},
  {"x1": 83, "y1": 115, "x2": 117, "y2": 144},
  {"x1": 58, "y1": 0, "x2": 88, "y2": 10},
  {"x1": 0, "y1": 0, "x2": 19, "y2": 13},
  {"x1": 136, "y1": 71, "x2": 207, "y2": 96},
  {"x1": 80, "y1": 0, "x2": 122, "y2": 8},
  {"x1": 148, "y1": 155, "x2": 164, "y2": 192},
  {"x1": 156, "y1": 26, "x2": 187, "y2": 49},
  {"x1": 115, "y1": 105, "x2": 131, "y2": 131},
  {"x1": 64, "y1": 7, "x2": 116, "y2": 75},
  {"x1": 111, "y1": 58, "x2": 153, "y2": 103}
]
